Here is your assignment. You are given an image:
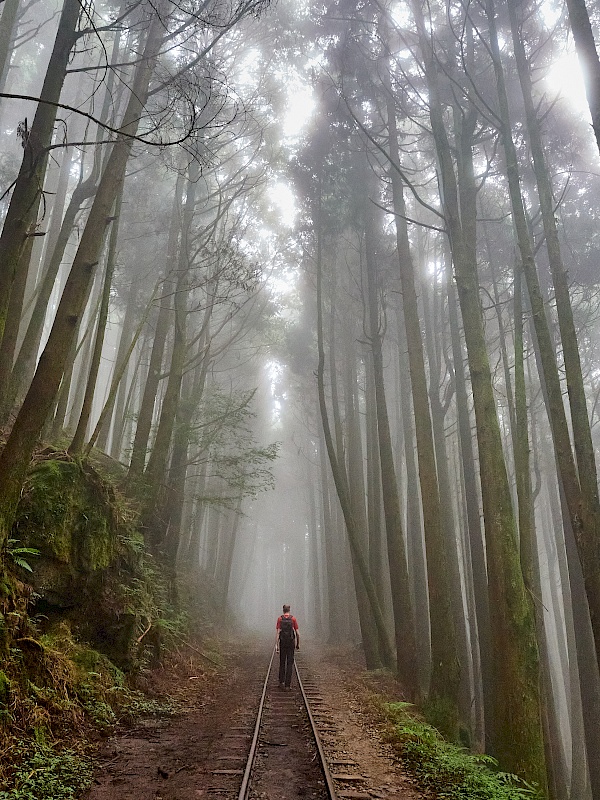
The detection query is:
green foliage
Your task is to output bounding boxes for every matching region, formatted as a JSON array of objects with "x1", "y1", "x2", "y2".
[
  {"x1": 5, "y1": 540, "x2": 40, "y2": 573},
  {"x1": 189, "y1": 387, "x2": 279, "y2": 503},
  {"x1": 122, "y1": 695, "x2": 181, "y2": 718},
  {"x1": 384, "y1": 702, "x2": 542, "y2": 799},
  {"x1": 0, "y1": 740, "x2": 93, "y2": 800}
]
